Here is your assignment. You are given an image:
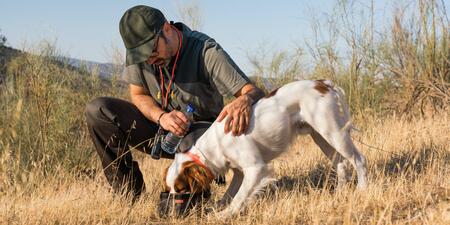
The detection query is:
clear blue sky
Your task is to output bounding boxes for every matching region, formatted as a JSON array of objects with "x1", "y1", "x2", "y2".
[{"x1": 0, "y1": 0, "x2": 433, "y2": 73}]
